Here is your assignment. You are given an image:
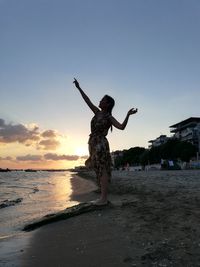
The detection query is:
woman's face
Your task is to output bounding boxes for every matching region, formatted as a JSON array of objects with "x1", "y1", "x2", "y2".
[{"x1": 99, "y1": 96, "x2": 109, "y2": 110}]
